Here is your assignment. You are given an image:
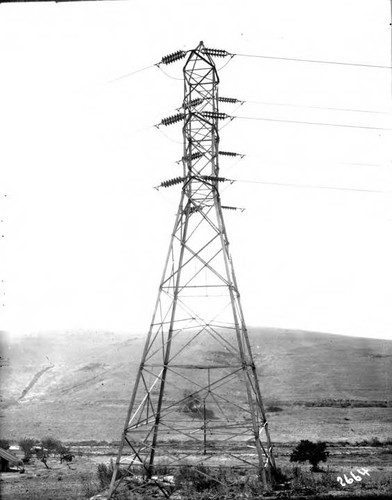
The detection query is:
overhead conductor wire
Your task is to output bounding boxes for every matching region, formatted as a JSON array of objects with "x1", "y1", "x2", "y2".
[
  {"x1": 112, "y1": 47, "x2": 391, "y2": 197},
  {"x1": 227, "y1": 178, "x2": 392, "y2": 195},
  {"x1": 106, "y1": 64, "x2": 156, "y2": 83},
  {"x1": 231, "y1": 52, "x2": 392, "y2": 70},
  {"x1": 233, "y1": 115, "x2": 391, "y2": 131},
  {"x1": 107, "y1": 45, "x2": 392, "y2": 85}
]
